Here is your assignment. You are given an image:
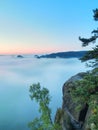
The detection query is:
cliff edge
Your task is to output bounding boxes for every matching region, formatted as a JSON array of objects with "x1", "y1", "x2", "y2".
[{"x1": 61, "y1": 72, "x2": 92, "y2": 130}]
